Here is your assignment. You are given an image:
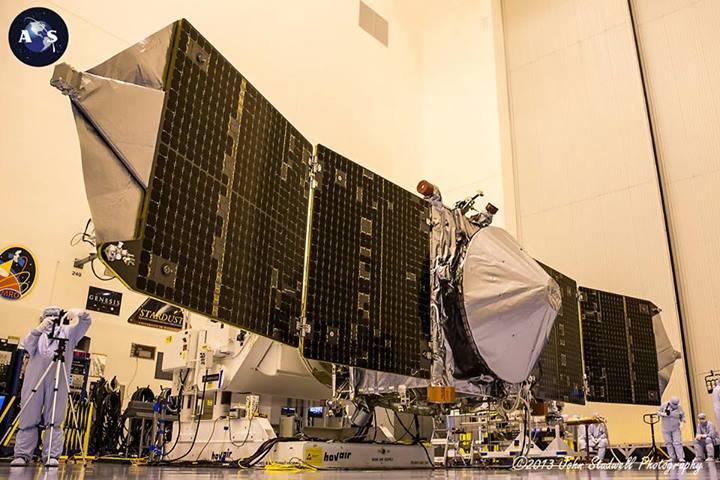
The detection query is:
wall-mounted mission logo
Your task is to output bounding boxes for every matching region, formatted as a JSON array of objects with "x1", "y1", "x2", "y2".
[
  {"x1": 0, "y1": 246, "x2": 38, "y2": 300},
  {"x1": 8, "y1": 7, "x2": 68, "y2": 67}
]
